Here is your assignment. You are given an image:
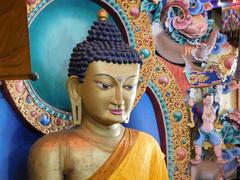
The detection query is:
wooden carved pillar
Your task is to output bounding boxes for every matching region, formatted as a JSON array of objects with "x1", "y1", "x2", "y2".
[{"x1": 0, "y1": 0, "x2": 33, "y2": 80}]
